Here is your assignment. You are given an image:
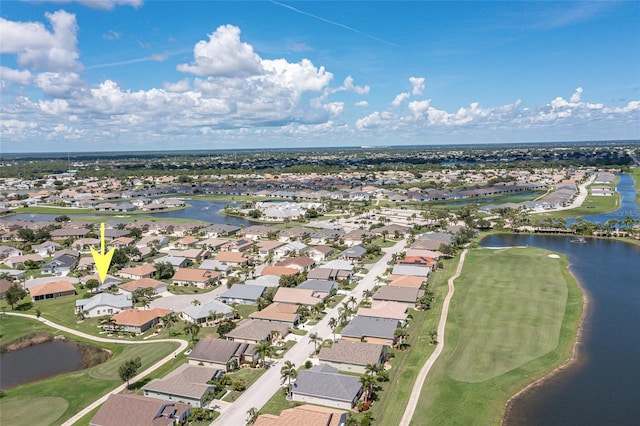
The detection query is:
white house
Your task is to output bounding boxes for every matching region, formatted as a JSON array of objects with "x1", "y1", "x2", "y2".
[{"x1": 75, "y1": 293, "x2": 133, "y2": 318}]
